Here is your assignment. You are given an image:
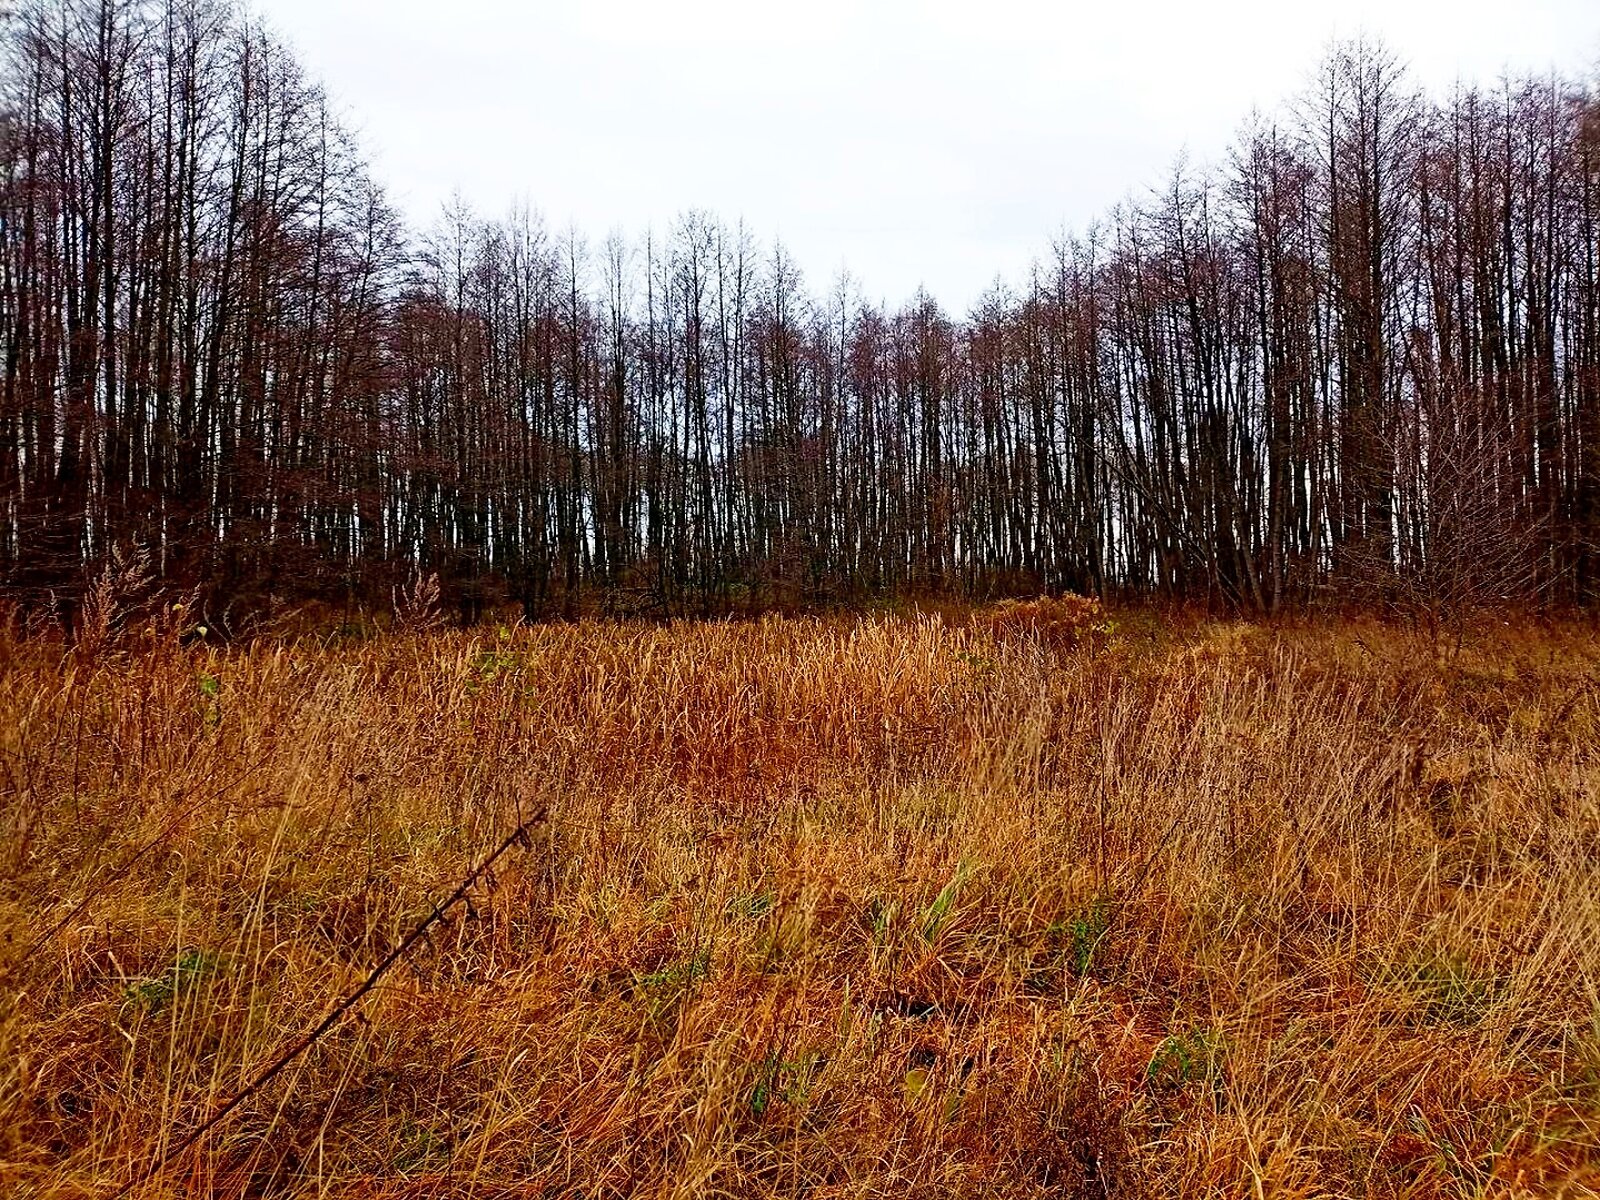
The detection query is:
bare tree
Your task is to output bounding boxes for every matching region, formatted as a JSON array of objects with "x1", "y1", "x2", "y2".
[{"x1": 2, "y1": 16, "x2": 1598, "y2": 624}]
